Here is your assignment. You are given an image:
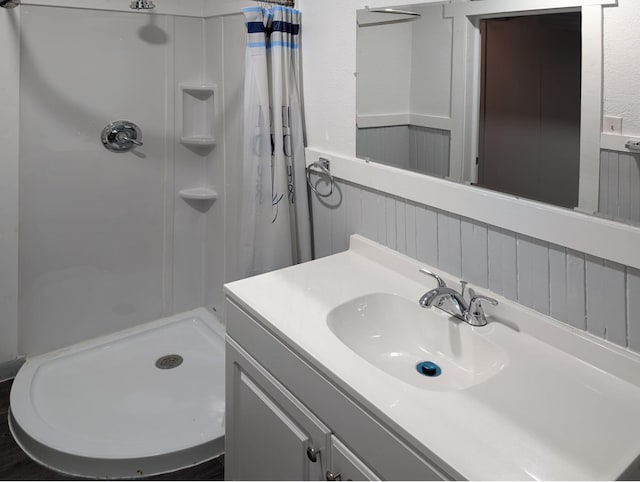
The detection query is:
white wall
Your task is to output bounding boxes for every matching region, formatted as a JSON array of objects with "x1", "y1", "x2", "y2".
[
  {"x1": 0, "y1": 7, "x2": 20, "y2": 364},
  {"x1": 357, "y1": 21, "x2": 412, "y2": 117},
  {"x1": 603, "y1": 0, "x2": 640, "y2": 136},
  {"x1": 219, "y1": 13, "x2": 249, "y2": 287},
  {"x1": 409, "y1": 4, "x2": 452, "y2": 119}
]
